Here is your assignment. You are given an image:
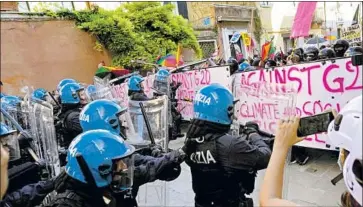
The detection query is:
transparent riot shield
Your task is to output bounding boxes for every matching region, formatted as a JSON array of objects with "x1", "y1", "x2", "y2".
[
  {"x1": 126, "y1": 96, "x2": 169, "y2": 151},
  {"x1": 126, "y1": 96, "x2": 169, "y2": 207},
  {"x1": 27, "y1": 98, "x2": 61, "y2": 178},
  {"x1": 233, "y1": 81, "x2": 297, "y2": 200},
  {"x1": 88, "y1": 85, "x2": 115, "y2": 101}
]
